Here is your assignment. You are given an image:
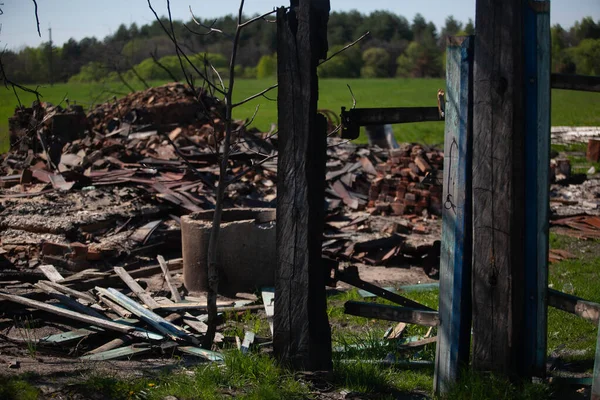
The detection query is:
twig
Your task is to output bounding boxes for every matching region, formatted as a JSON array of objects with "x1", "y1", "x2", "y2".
[
  {"x1": 32, "y1": 0, "x2": 41, "y2": 37},
  {"x1": 347, "y1": 84, "x2": 357, "y2": 109},
  {"x1": 232, "y1": 84, "x2": 278, "y2": 108},
  {"x1": 150, "y1": 51, "x2": 179, "y2": 82},
  {"x1": 226, "y1": 153, "x2": 278, "y2": 186},
  {"x1": 318, "y1": 31, "x2": 370, "y2": 66},
  {"x1": 239, "y1": 9, "x2": 280, "y2": 29},
  {"x1": 130, "y1": 66, "x2": 150, "y2": 89},
  {"x1": 188, "y1": 7, "x2": 233, "y2": 39},
  {"x1": 147, "y1": 0, "x2": 225, "y2": 96}
]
